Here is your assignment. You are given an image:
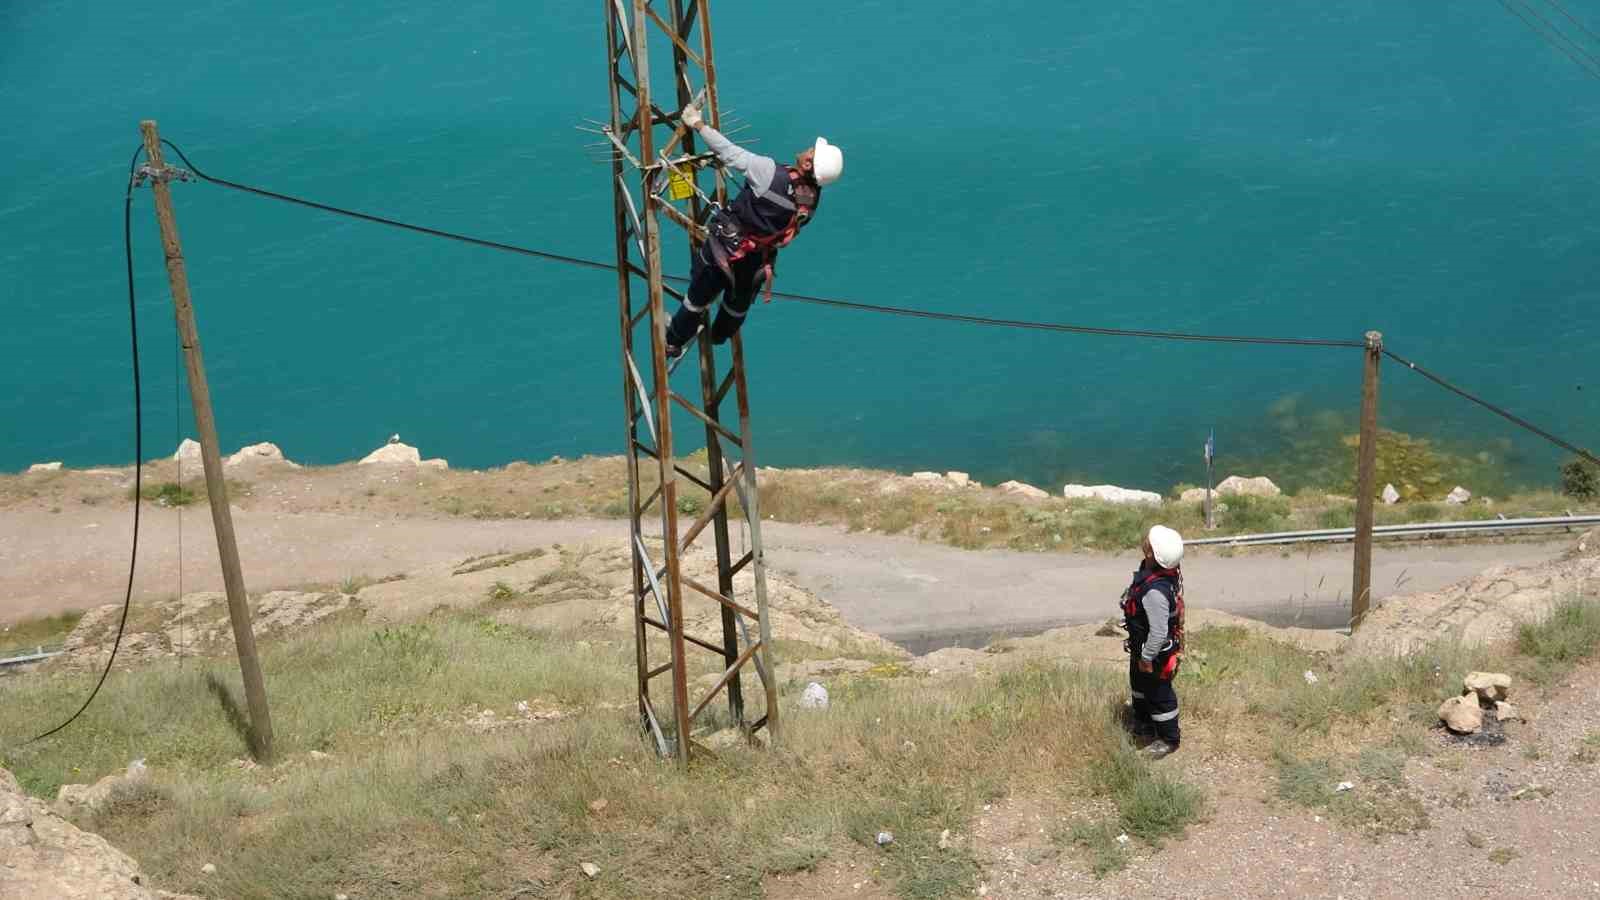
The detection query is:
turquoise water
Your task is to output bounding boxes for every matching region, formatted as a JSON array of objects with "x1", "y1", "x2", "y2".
[{"x1": 3, "y1": 2, "x2": 1597, "y2": 493}]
